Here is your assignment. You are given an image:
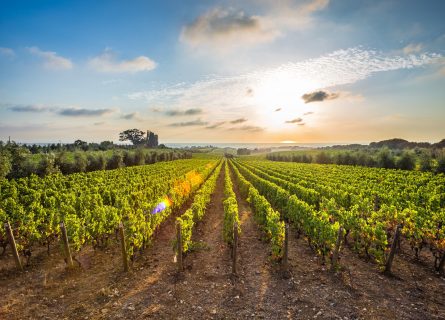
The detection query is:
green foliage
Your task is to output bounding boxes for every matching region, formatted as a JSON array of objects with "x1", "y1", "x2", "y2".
[
  {"x1": 222, "y1": 160, "x2": 240, "y2": 245},
  {"x1": 230, "y1": 160, "x2": 285, "y2": 259},
  {"x1": 396, "y1": 151, "x2": 415, "y2": 170},
  {"x1": 436, "y1": 157, "x2": 445, "y2": 174},
  {"x1": 0, "y1": 139, "x2": 192, "y2": 179},
  {"x1": 0, "y1": 158, "x2": 220, "y2": 261},
  {"x1": 37, "y1": 153, "x2": 61, "y2": 177},
  {"x1": 377, "y1": 148, "x2": 396, "y2": 169},
  {"x1": 176, "y1": 161, "x2": 223, "y2": 253},
  {"x1": 234, "y1": 157, "x2": 445, "y2": 268},
  {"x1": 0, "y1": 150, "x2": 12, "y2": 179}
]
